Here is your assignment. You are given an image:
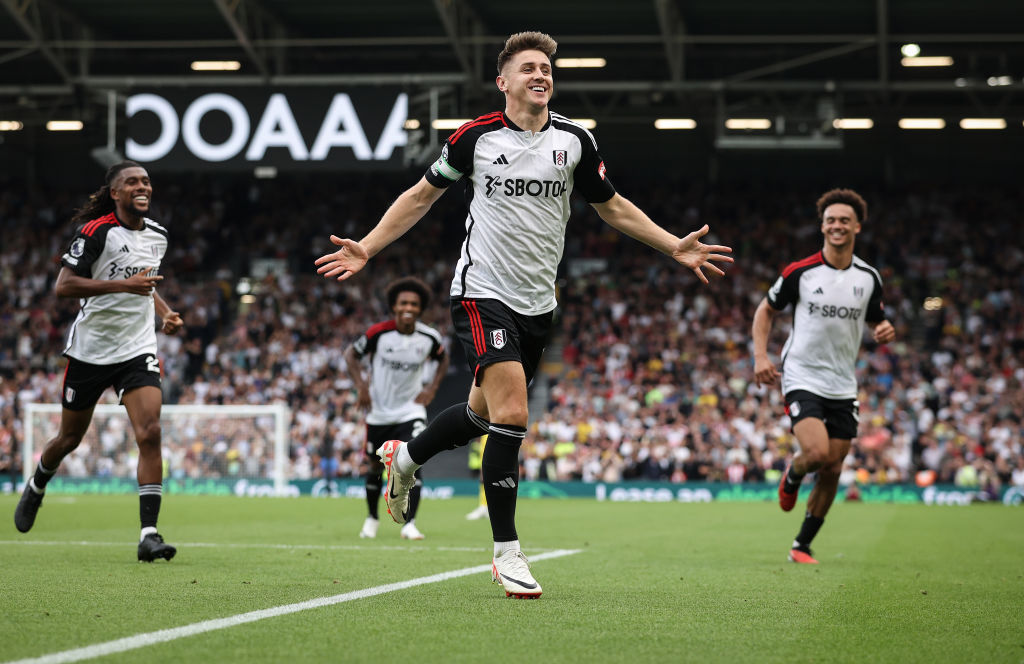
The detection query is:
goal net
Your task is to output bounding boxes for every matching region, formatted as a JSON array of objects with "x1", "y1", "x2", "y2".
[{"x1": 23, "y1": 403, "x2": 291, "y2": 494}]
